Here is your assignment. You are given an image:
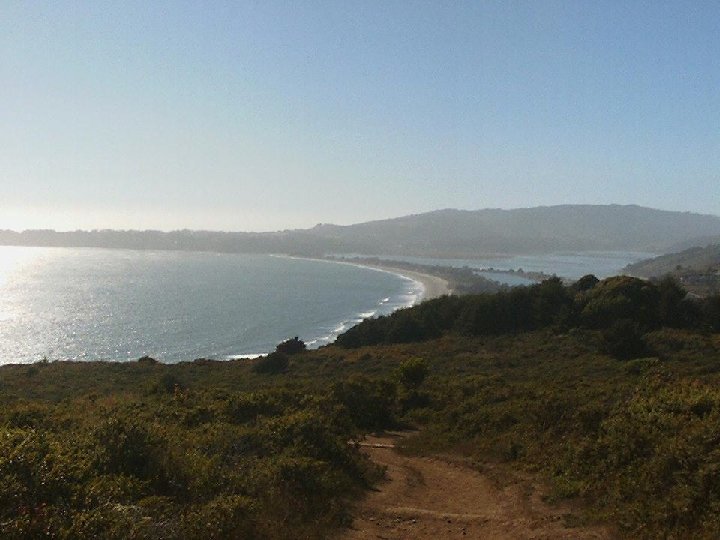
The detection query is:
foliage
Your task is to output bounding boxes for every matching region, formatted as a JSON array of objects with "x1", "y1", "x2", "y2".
[
  {"x1": 557, "y1": 377, "x2": 720, "y2": 538},
  {"x1": 0, "y1": 387, "x2": 381, "y2": 538},
  {"x1": 337, "y1": 276, "x2": 720, "y2": 348},
  {"x1": 601, "y1": 319, "x2": 649, "y2": 360},
  {"x1": 331, "y1": 376, "x2": 397, "y2": 431},
  {"x1": 252, "y1": 351, "x2": 289, "y2": 374},
  {"x1": 574, "y1": 273, "x2": 600, "y2": 292},
  {"x1": 275, "y1": 337, "x2": 306, "y2": 355},
  {"x1": 1, "y1": 277, "x2": 720, "y2": 538},
  {"x1": 396, "y1": 358, "x2": 429, "y2": 391}
]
